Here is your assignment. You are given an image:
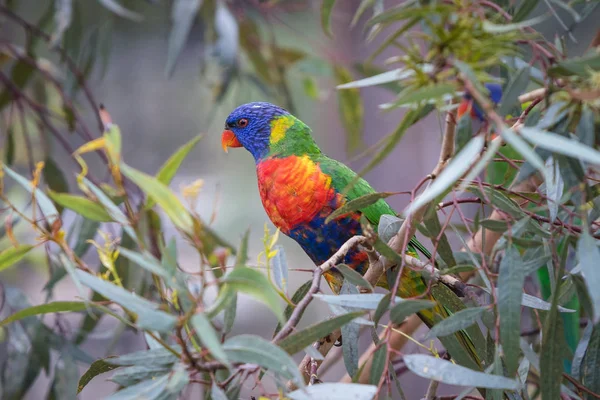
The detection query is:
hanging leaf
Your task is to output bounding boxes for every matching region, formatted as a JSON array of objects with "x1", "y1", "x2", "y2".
[
  {"x1": 381, "y1": 83, "x2": 457, "y2": 109},
  {"x1": 520, "y1": 127, "x2": 600, "y2": 166},
  {"x1": 581, "y1": 323, "x2": 600, "y2": 396},
  {"x1": 271, "y1": 245, "x2": 288, "y2": 294},
  {"x1": 482, "y1": 15, "x2": 546, "y2": 33},
  {"x1": 190, "y1": 313, "x2": 230, "y2": 367},
  {"x1": 145, "y1": 134, "x2": 203, "y2": 209},
  {"x1": 544, "y1": 156, "x2": 564, "y2": 222},
  {"x1": 334, "y1": 65, "x2": 364, "y2": 153},
  {"x1": 0, "y1": 245, "x2": 35, "y2": 272},
  {"x1": 321, "y1": 0, "x2": 337, "y2": 37},
  {"x1": 577, "y1": 230, "x2": 600, "y2": 323},
  {"x1": 78, "y1": 359, "x2": 120, "y2": 394},
  {"x1": 403, "y1": 354, "x2": 519, "y2": 389},
  {"x1": 370, "y1": 345, "x2": 387, "y2": 386},
  {"x1": 97, "y1": 0, "x2": 143, "y2": 21},
  {"x1": 498, "y1": 245, "x2": 525, "y2": 375},
  {"x1": 337, "y1": 264, "x2": 374, "y2": 291},
  {"x1": 498, "y1": 67, "x2": 530, "y2": 117},
  {"x1": 576, "y1": 106, "x2": 595, "y2": 147},
  {"x1": 165, "y1": 0, "x2": 202, "y2": 76},
  {"x1": 540, "y1": 279, "x2": 564, "y2": 399},
  {"x1": 315, "y1": 293, "x2": 402, "y2": 310},
  {"x1": 110, "y1": 365, "x2": 172, "y2": 388}
]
